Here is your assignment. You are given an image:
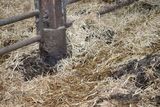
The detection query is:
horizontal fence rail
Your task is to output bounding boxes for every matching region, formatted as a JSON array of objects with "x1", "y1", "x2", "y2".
[
  {"x1": 99, "y1": 0, "x2": 138, "y2": 15},
  {"x1": 0, "y1": 10, "x2": 39, "y2": 26},
  {"x1": 67, "y1": 0, "x2": 80, "y2": 4},
  {"x1": 0, "y1": 36, "x2": 40, "y2": 56}
]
